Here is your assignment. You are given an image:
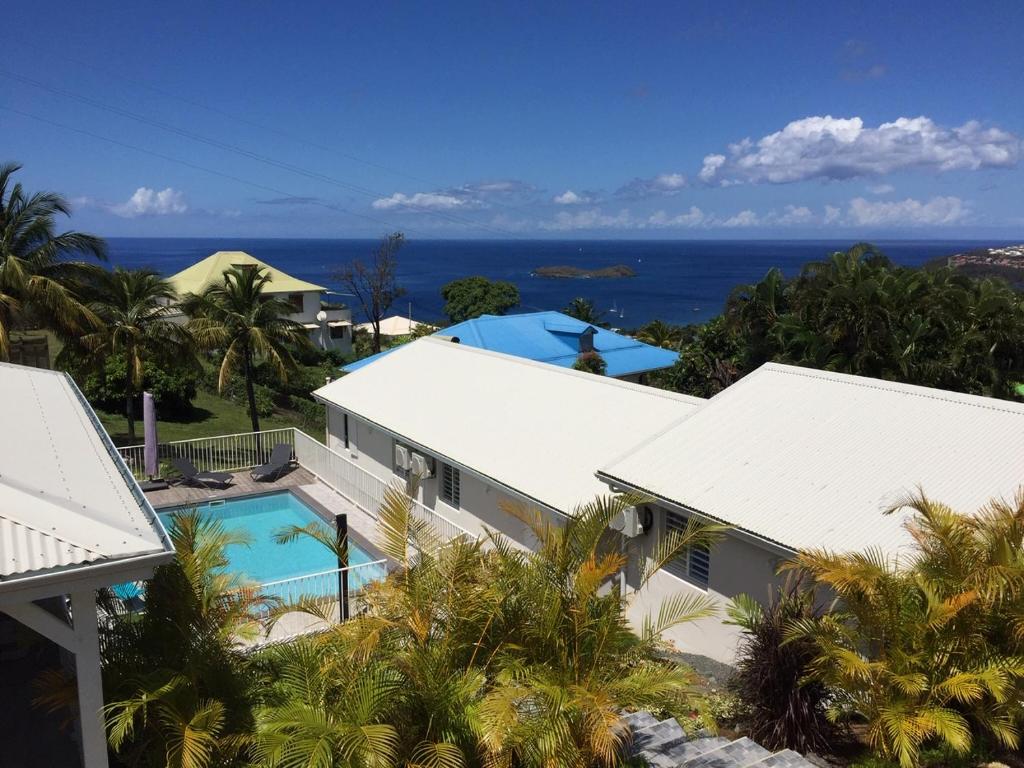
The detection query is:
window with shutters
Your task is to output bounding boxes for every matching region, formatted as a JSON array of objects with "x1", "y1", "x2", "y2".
[
  {"x1": 440, "y1": 463, "x2": 461, "y2": 508},
  {"x1": 663, "y1": 510, "x2": 711, "y2": 589}
]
